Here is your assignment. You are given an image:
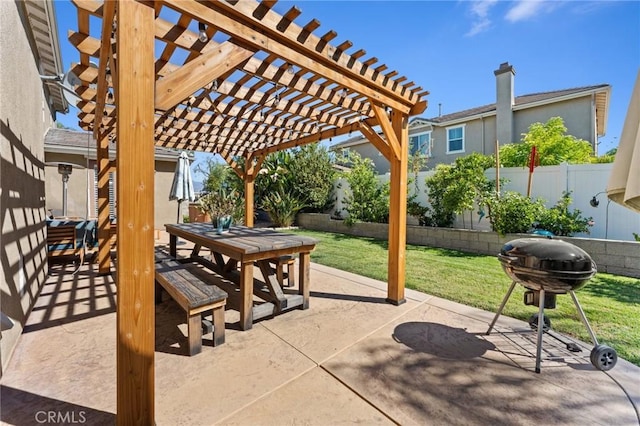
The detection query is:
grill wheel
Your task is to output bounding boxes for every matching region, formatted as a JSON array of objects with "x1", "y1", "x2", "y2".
[
  {"x1": 528, "y1": 313, "x2": 551, "y2": 332},
  {"x1": 590, "y1": 344, "x2": 618, "y2": 371}
]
